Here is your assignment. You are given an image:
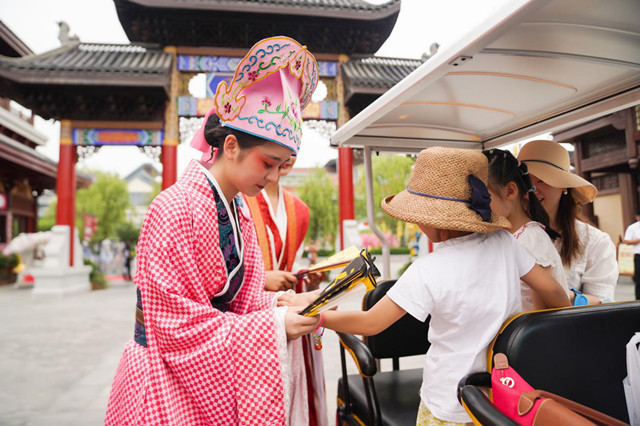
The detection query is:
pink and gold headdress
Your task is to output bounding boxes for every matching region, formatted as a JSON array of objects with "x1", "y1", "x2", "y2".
[{"x1": 214, "y1": 36, "x2": 319, "y2": 155}]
